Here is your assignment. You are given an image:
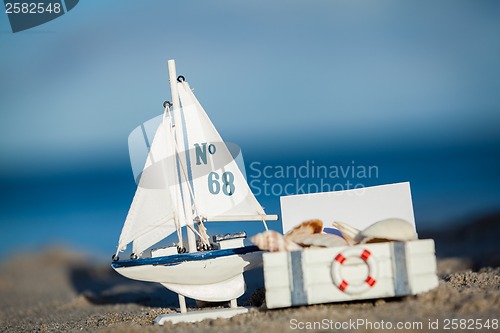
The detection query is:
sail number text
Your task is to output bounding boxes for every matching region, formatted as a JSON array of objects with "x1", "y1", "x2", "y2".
[
  {"x1": 194, "y1": 142, "x2": 216, "y2": 165},
  {"x1": 195, "y1": 142, "x2": 235, "y2": 196},
  {"x1": 208, "y1": 172, "x2": 235, "y2": 196}
]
